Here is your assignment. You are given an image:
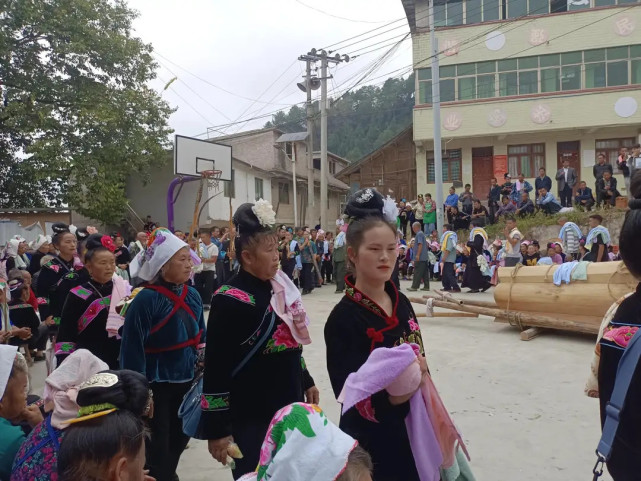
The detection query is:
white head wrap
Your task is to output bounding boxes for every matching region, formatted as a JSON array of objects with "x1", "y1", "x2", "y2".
[
  {"x1": 44, "y1": 349, "x2": 109, "y2": 429},
  {"x1": 129, "y1": 228, "x2": 192, "y2": 281},
  {"x1": 0, "y1": 344, "x2": 19, "y2": 400},
  {"x1": 31, "y1": 234, "x2": 50, "y2": 251}
]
